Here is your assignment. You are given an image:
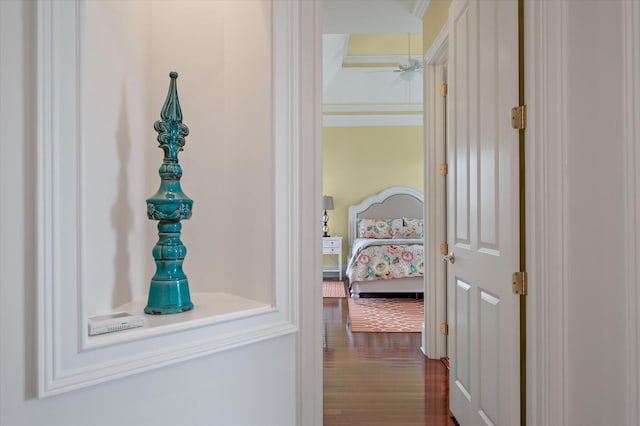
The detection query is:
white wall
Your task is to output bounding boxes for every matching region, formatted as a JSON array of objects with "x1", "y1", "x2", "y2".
[
  {"x1": 82, "y1": 0, "x2": 153, "y2": 313},
  {"x1": 0, "y1": 1, "x2": 300, "y2": 425},
  {"x1": 564, "y1": 3, "x2": 626, "y2": 423}
]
